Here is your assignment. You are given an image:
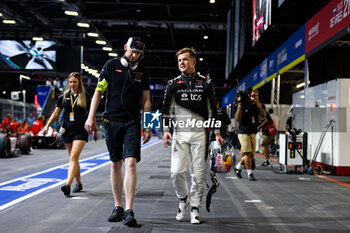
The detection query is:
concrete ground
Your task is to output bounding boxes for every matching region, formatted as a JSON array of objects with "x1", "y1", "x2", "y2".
[{"x1": 1, "y1": 138, "x2": 350, "y2": 233}]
